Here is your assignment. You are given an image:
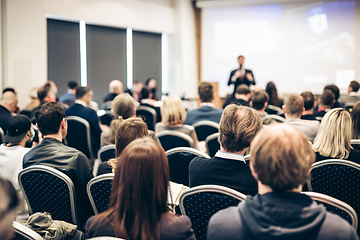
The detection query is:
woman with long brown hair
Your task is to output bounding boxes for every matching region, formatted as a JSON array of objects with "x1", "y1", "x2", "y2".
[{"x1": 85, "y1": 137, "x2": 196, "y2": 240}]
